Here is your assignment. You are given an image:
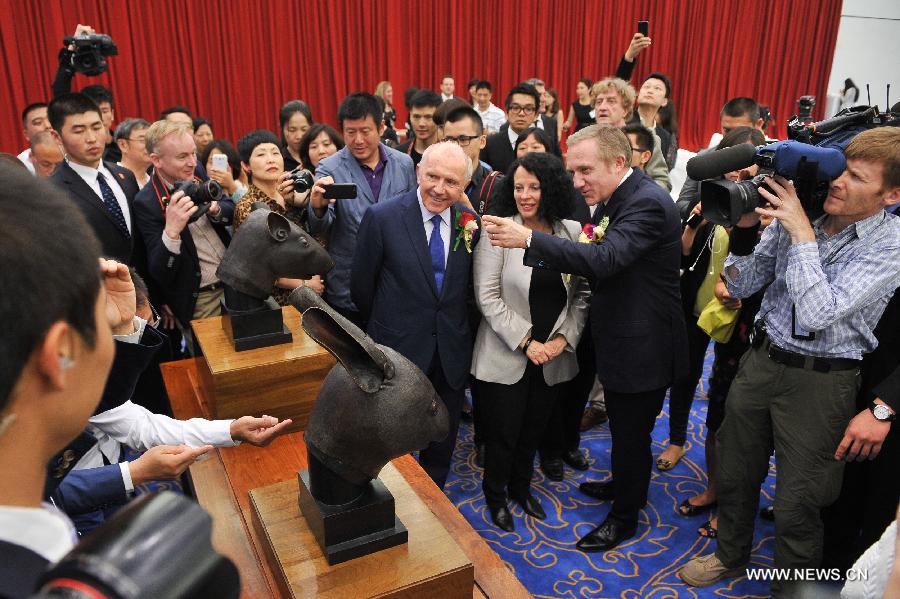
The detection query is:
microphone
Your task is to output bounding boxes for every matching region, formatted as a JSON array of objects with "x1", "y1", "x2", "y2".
[{"x1": 686, "y1": 144, "x2": 757, "y2": 181}]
